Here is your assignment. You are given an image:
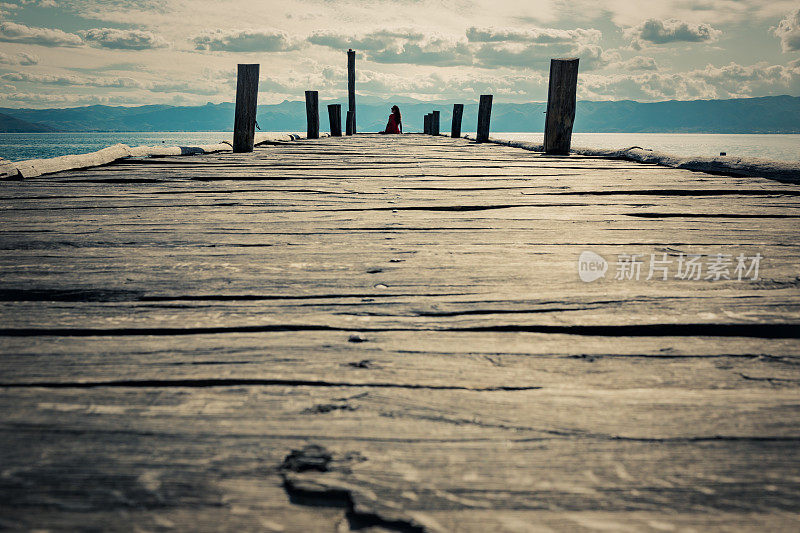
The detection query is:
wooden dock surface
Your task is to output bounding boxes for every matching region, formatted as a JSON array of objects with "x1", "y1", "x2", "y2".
[{"x1": 1, "y1": 134, "x2": 800, "y2": 531}]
